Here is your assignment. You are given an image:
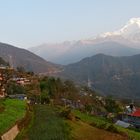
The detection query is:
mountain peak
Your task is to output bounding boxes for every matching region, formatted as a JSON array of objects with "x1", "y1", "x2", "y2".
[
  {"x1": 128, "y1": 18, "x2": 140, "y2": 26},
  {"x1": 100, "y1": 18, "x2": 140, "y2": 41}
]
